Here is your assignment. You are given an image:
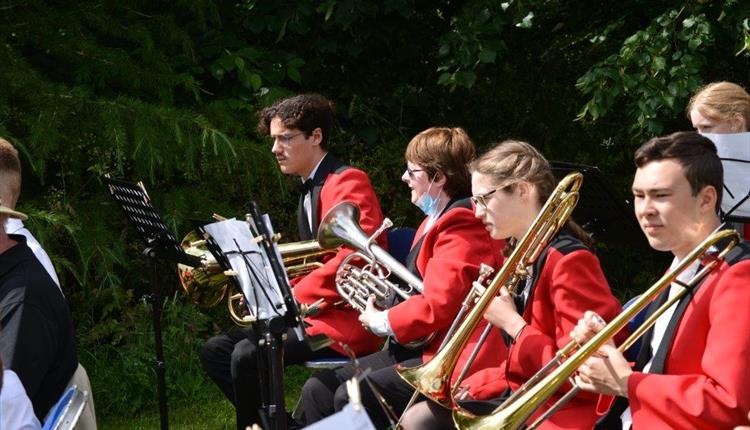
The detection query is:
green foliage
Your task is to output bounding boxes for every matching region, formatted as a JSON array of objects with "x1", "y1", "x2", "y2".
[
  {"x1": 0, "y1": 0, "x2": 747, "y2": 425},
  {"x1": 80, "y1": 296, "x2": 213, "y2": 418},
  {"x1": 576, "y1": 1, "x2": 750, "y2": 135},
  {"x1": 435, "y1": 0, "x2": 539, "y2": 90}
]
